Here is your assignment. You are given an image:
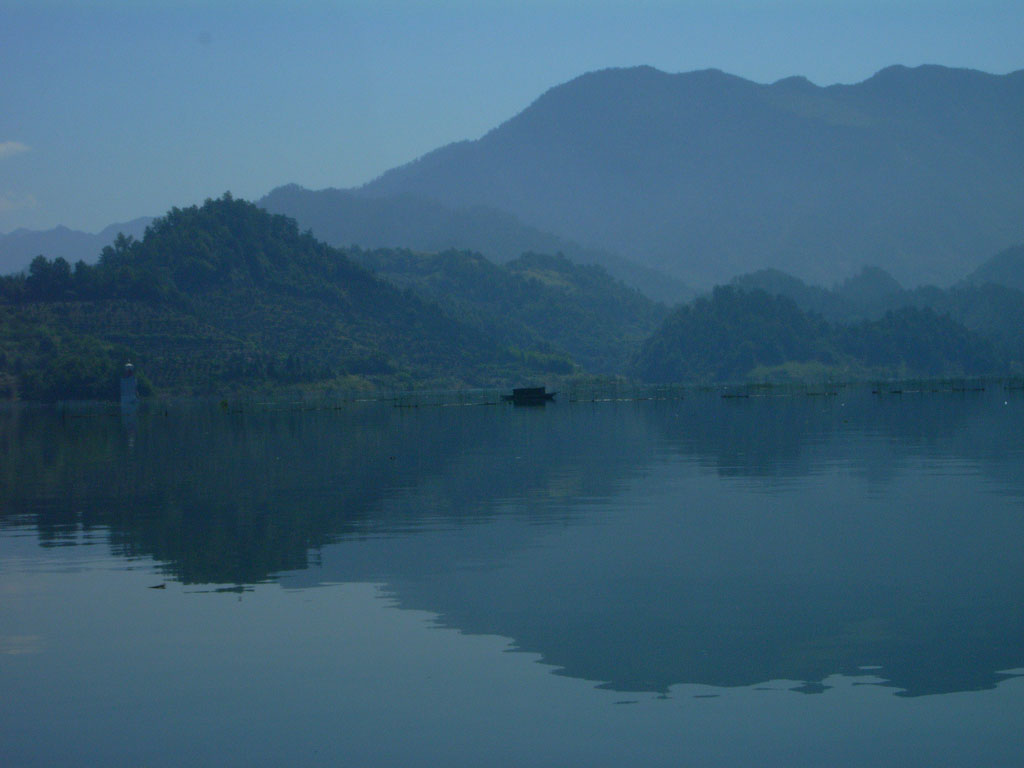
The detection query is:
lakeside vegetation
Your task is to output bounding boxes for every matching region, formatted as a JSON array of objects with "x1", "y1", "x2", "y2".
[{"x1": 2, "y1": 194, "x2": 1023, "y2": 401}]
